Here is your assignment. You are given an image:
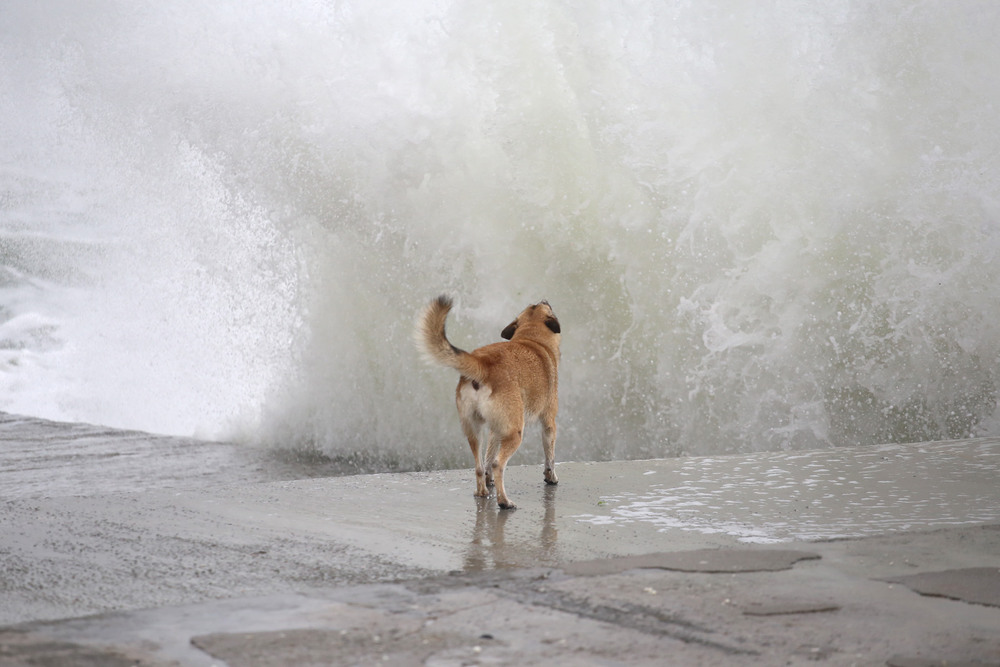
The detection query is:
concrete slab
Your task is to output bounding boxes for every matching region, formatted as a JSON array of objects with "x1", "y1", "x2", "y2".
[
  {"x1": 563, "y1": 548, "x2": 820, "y2": 576},
  {"x1": 0, "y1": 628, "x2": 163, "y2": 667},
  {"x1": 884, "y1": 567, "x2": 1000, "y2": 608},
  {"x1": 739, "y1": 599, "x2": 841, "y2": 616}
]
